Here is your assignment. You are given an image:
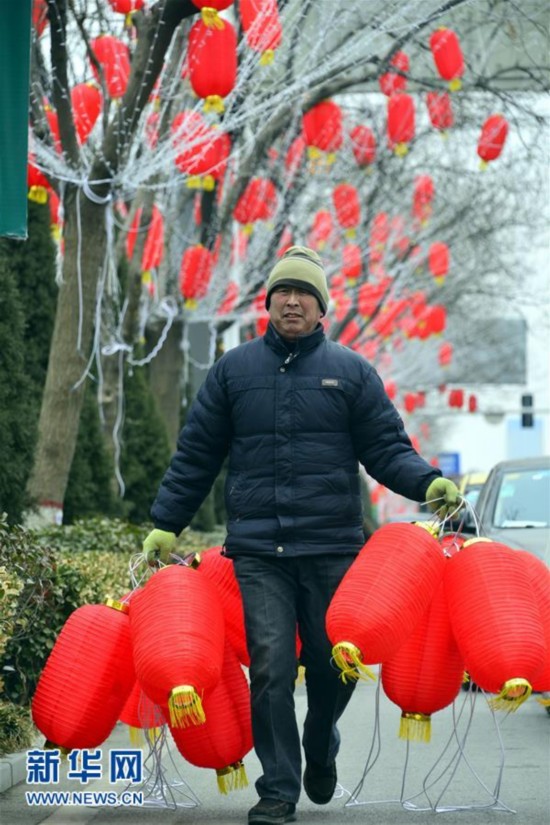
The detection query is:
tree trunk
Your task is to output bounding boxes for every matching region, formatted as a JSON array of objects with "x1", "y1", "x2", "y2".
[
  {"x1": 146, "y1": 317, "x2": 185, "y2": 451},
  {"x1": 25, "y1": 191, "x2": 107, "y2": 524}
]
